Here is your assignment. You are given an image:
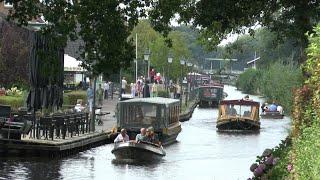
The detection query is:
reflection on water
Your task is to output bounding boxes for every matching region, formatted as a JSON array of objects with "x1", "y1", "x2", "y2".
[{"x1": 0, "y1": 86, "x2": 291, "y2": 180}]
